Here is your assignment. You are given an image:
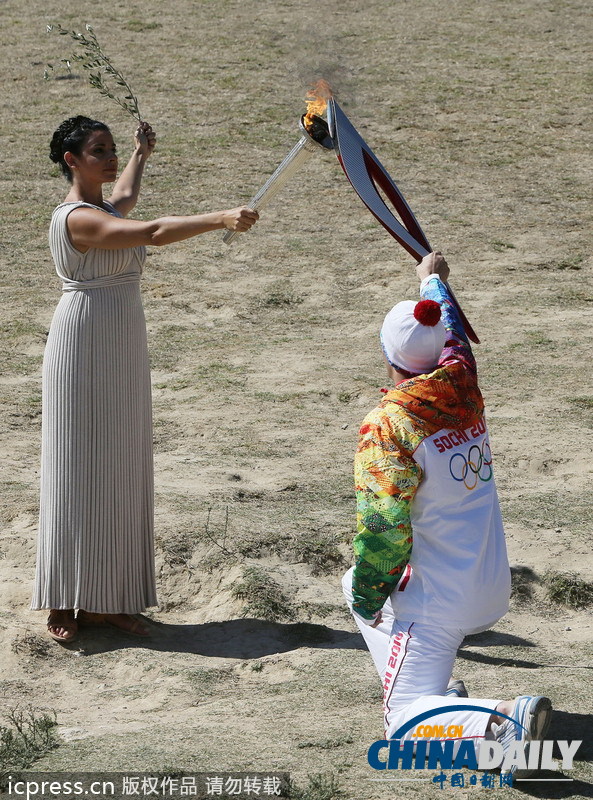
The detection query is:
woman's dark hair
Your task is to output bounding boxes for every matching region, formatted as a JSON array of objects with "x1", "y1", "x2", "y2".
[{"x1": 49, "y1": 116, "x2": 110, "y2": 182}]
